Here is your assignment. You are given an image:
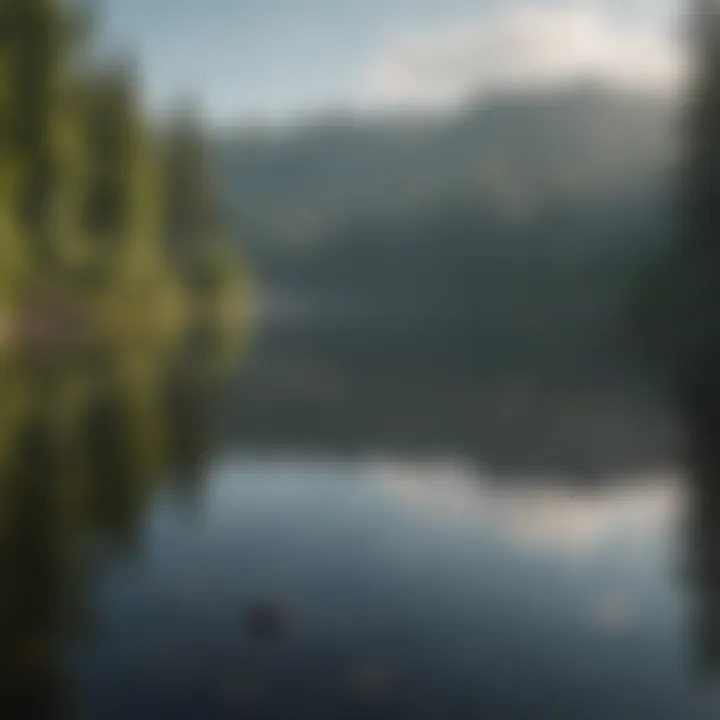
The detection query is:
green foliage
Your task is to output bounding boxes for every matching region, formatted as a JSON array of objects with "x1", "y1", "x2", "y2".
[
  {"x1": 0, "y1": 0, "x2": 248, "y2": 340},
  {"x1": 213, "y1": 85, "x2": 674, "y2": 254}
]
